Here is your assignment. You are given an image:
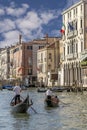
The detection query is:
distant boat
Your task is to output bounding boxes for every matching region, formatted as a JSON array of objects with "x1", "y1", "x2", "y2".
[
  {"x1": 37, "y1": 87, "x2": 47, "y2": 93},
  {"x1": 10, "y1": 95, "x2": 33, "y2": 113},
  {"x1": 44, "y1": 95, "x2": 59, "y2": 107},
  {"x1": 51, "y1": 87, "x2": 67, "y2": 92}
]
